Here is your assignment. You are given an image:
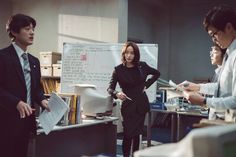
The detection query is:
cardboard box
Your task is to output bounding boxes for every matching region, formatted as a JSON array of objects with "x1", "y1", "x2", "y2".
[
  {"x1": 52, "y1": 64, "x2": 62, "y2": 77},
  {"x1": 40, "y1": 66, "x2": 52, "y2": 76},
  {"x1": 40, "y1": 52, "x2": 61, "y2": 66}
]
